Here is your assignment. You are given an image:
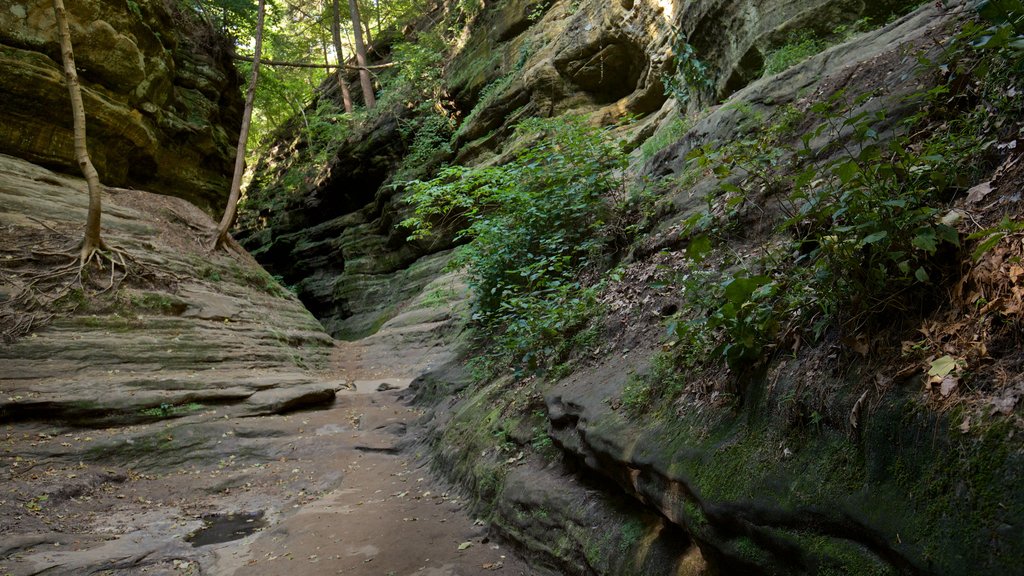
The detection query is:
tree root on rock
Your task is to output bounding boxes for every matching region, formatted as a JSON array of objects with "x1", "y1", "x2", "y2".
[{"x1": 0, "y1": 226, "x2": 166, "y2": 343}]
